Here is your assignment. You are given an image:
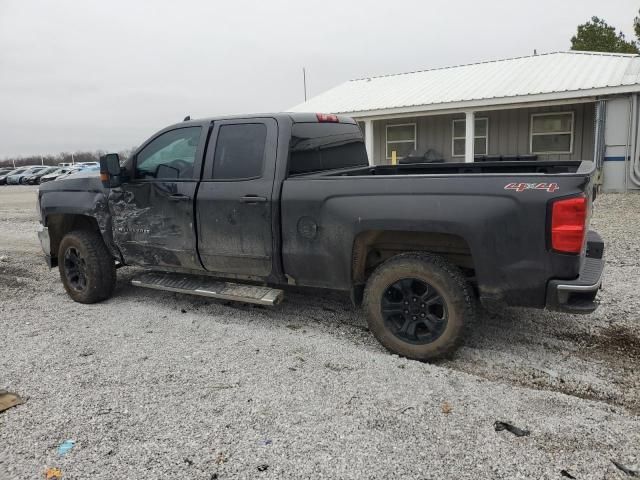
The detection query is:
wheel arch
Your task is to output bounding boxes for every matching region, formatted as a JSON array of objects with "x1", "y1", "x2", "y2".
[
  {"x1": 351, "y1": 230, "x2": 475, "y2": 303},
  {"x1": 46, "y1": 213, "x2": 102, "y2": 264}
]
